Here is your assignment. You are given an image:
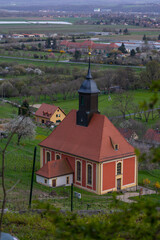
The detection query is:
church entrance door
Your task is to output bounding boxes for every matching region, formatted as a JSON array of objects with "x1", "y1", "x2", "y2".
[{"x1": 117, "y1": 178, "x2": 121, "y2": 191}]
